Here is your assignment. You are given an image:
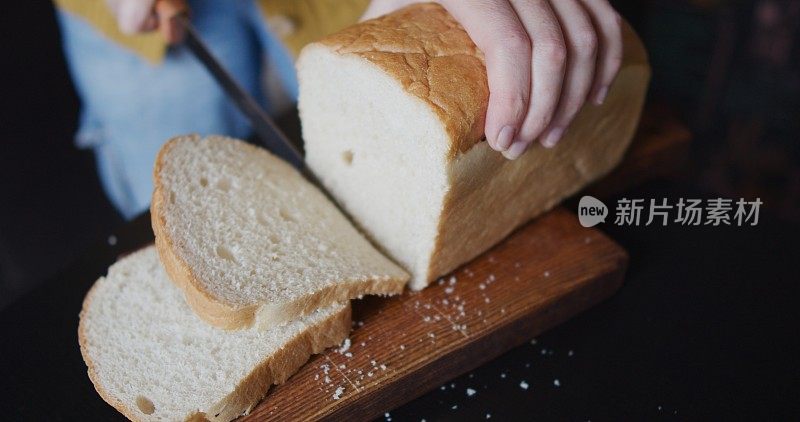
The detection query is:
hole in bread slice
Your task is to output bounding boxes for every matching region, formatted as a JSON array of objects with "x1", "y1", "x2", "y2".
[{"x1": 136, "y1": 396, "x2": 155, "y2": 415}]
